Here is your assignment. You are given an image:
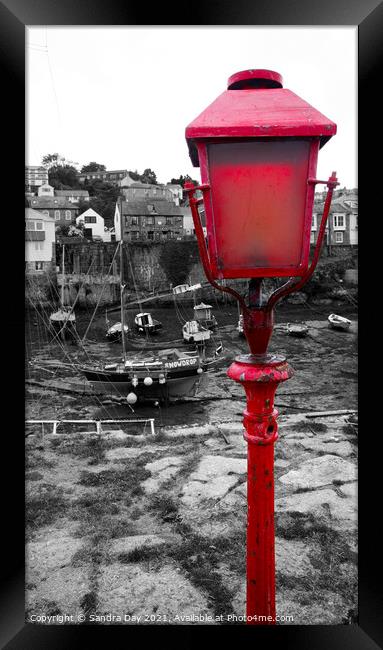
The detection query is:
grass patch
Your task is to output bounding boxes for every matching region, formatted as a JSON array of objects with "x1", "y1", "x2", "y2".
[
  {"x1": 148, "y1": 494, "x2": 180, "y2": 523},
  {"x1": 73, "y1": 515, "x2": 137, "y2": 540},
  {"x1": 276, "y1": 514, "x2": 357, "y2": 615},
  {"x1": 70, "y1": 495, "x2": 120, "y2": 520},
  {"x1": 55, "y1": 436, "x2": 107, "y2": 463},
  {"x1": 72, "y1": 546, "x2": 111, "y2": 567},
  {"x1": 26, "y1": 484, "x2": 69, "y2": 533},
  {"x1": 26, "y1": 470, "x2": 43, "y2": 482},
  {"x1": 25, "y1": 452, "x2": 55, "y2": 471},
  {"x1": 78, "y1": 467, "x2": 150, "y2": 499},
  {"x1": 117, "y1": 544, "x2": 165, "y2": 564}
]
